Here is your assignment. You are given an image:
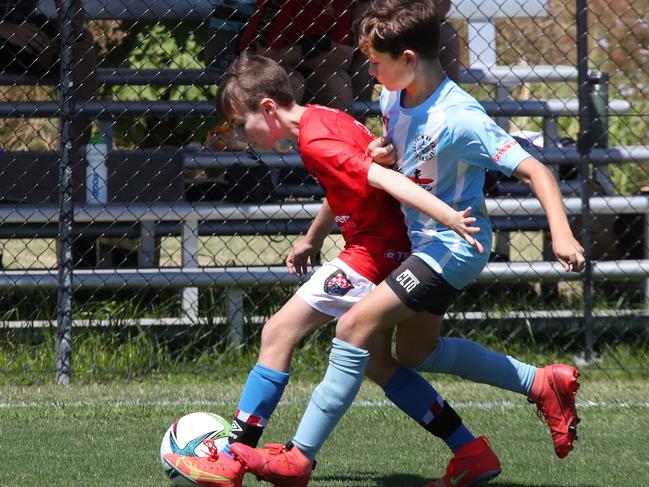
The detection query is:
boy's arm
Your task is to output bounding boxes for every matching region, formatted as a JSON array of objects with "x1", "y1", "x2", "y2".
[
  {"x1": 513, "y1": 157, "x2": 585, "y2": 272},
  {"x1": 286, "y1": 198, "x2": 336, "y2": 276},
  {"x1": 367, "y1": 163, "x2": 484, "y2": 254}
]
